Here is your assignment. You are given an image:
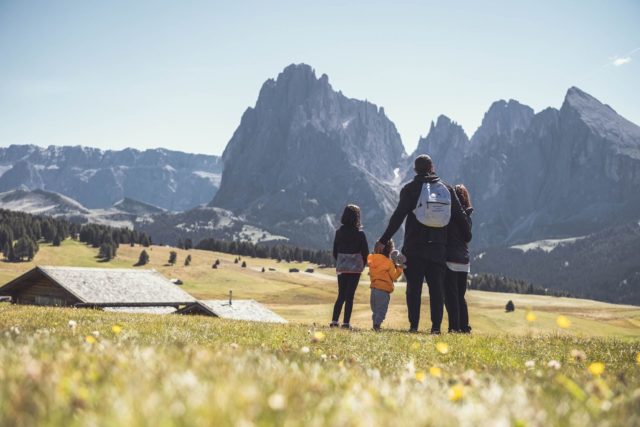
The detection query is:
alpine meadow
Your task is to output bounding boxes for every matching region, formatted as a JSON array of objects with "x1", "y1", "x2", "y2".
[{"x1": 1, "y1": 1, "x2": 640, "y2": 427}]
